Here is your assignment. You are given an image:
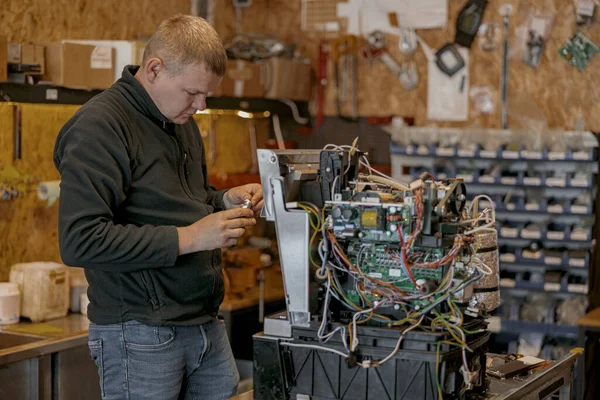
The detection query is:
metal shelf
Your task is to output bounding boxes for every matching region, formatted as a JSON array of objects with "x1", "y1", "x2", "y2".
[
  {"x1": 0, "y1": 82, "x2": 310, "y2": 119},
  {"x1": 391, "y1": 143, "x2": 597, "y2": 163},
  {"x1": 488, "y1": 317, "x2": 578, "y2": 339},
  {"x1": 500, "y1": 262, "x2": 588, "y2": 274}
]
